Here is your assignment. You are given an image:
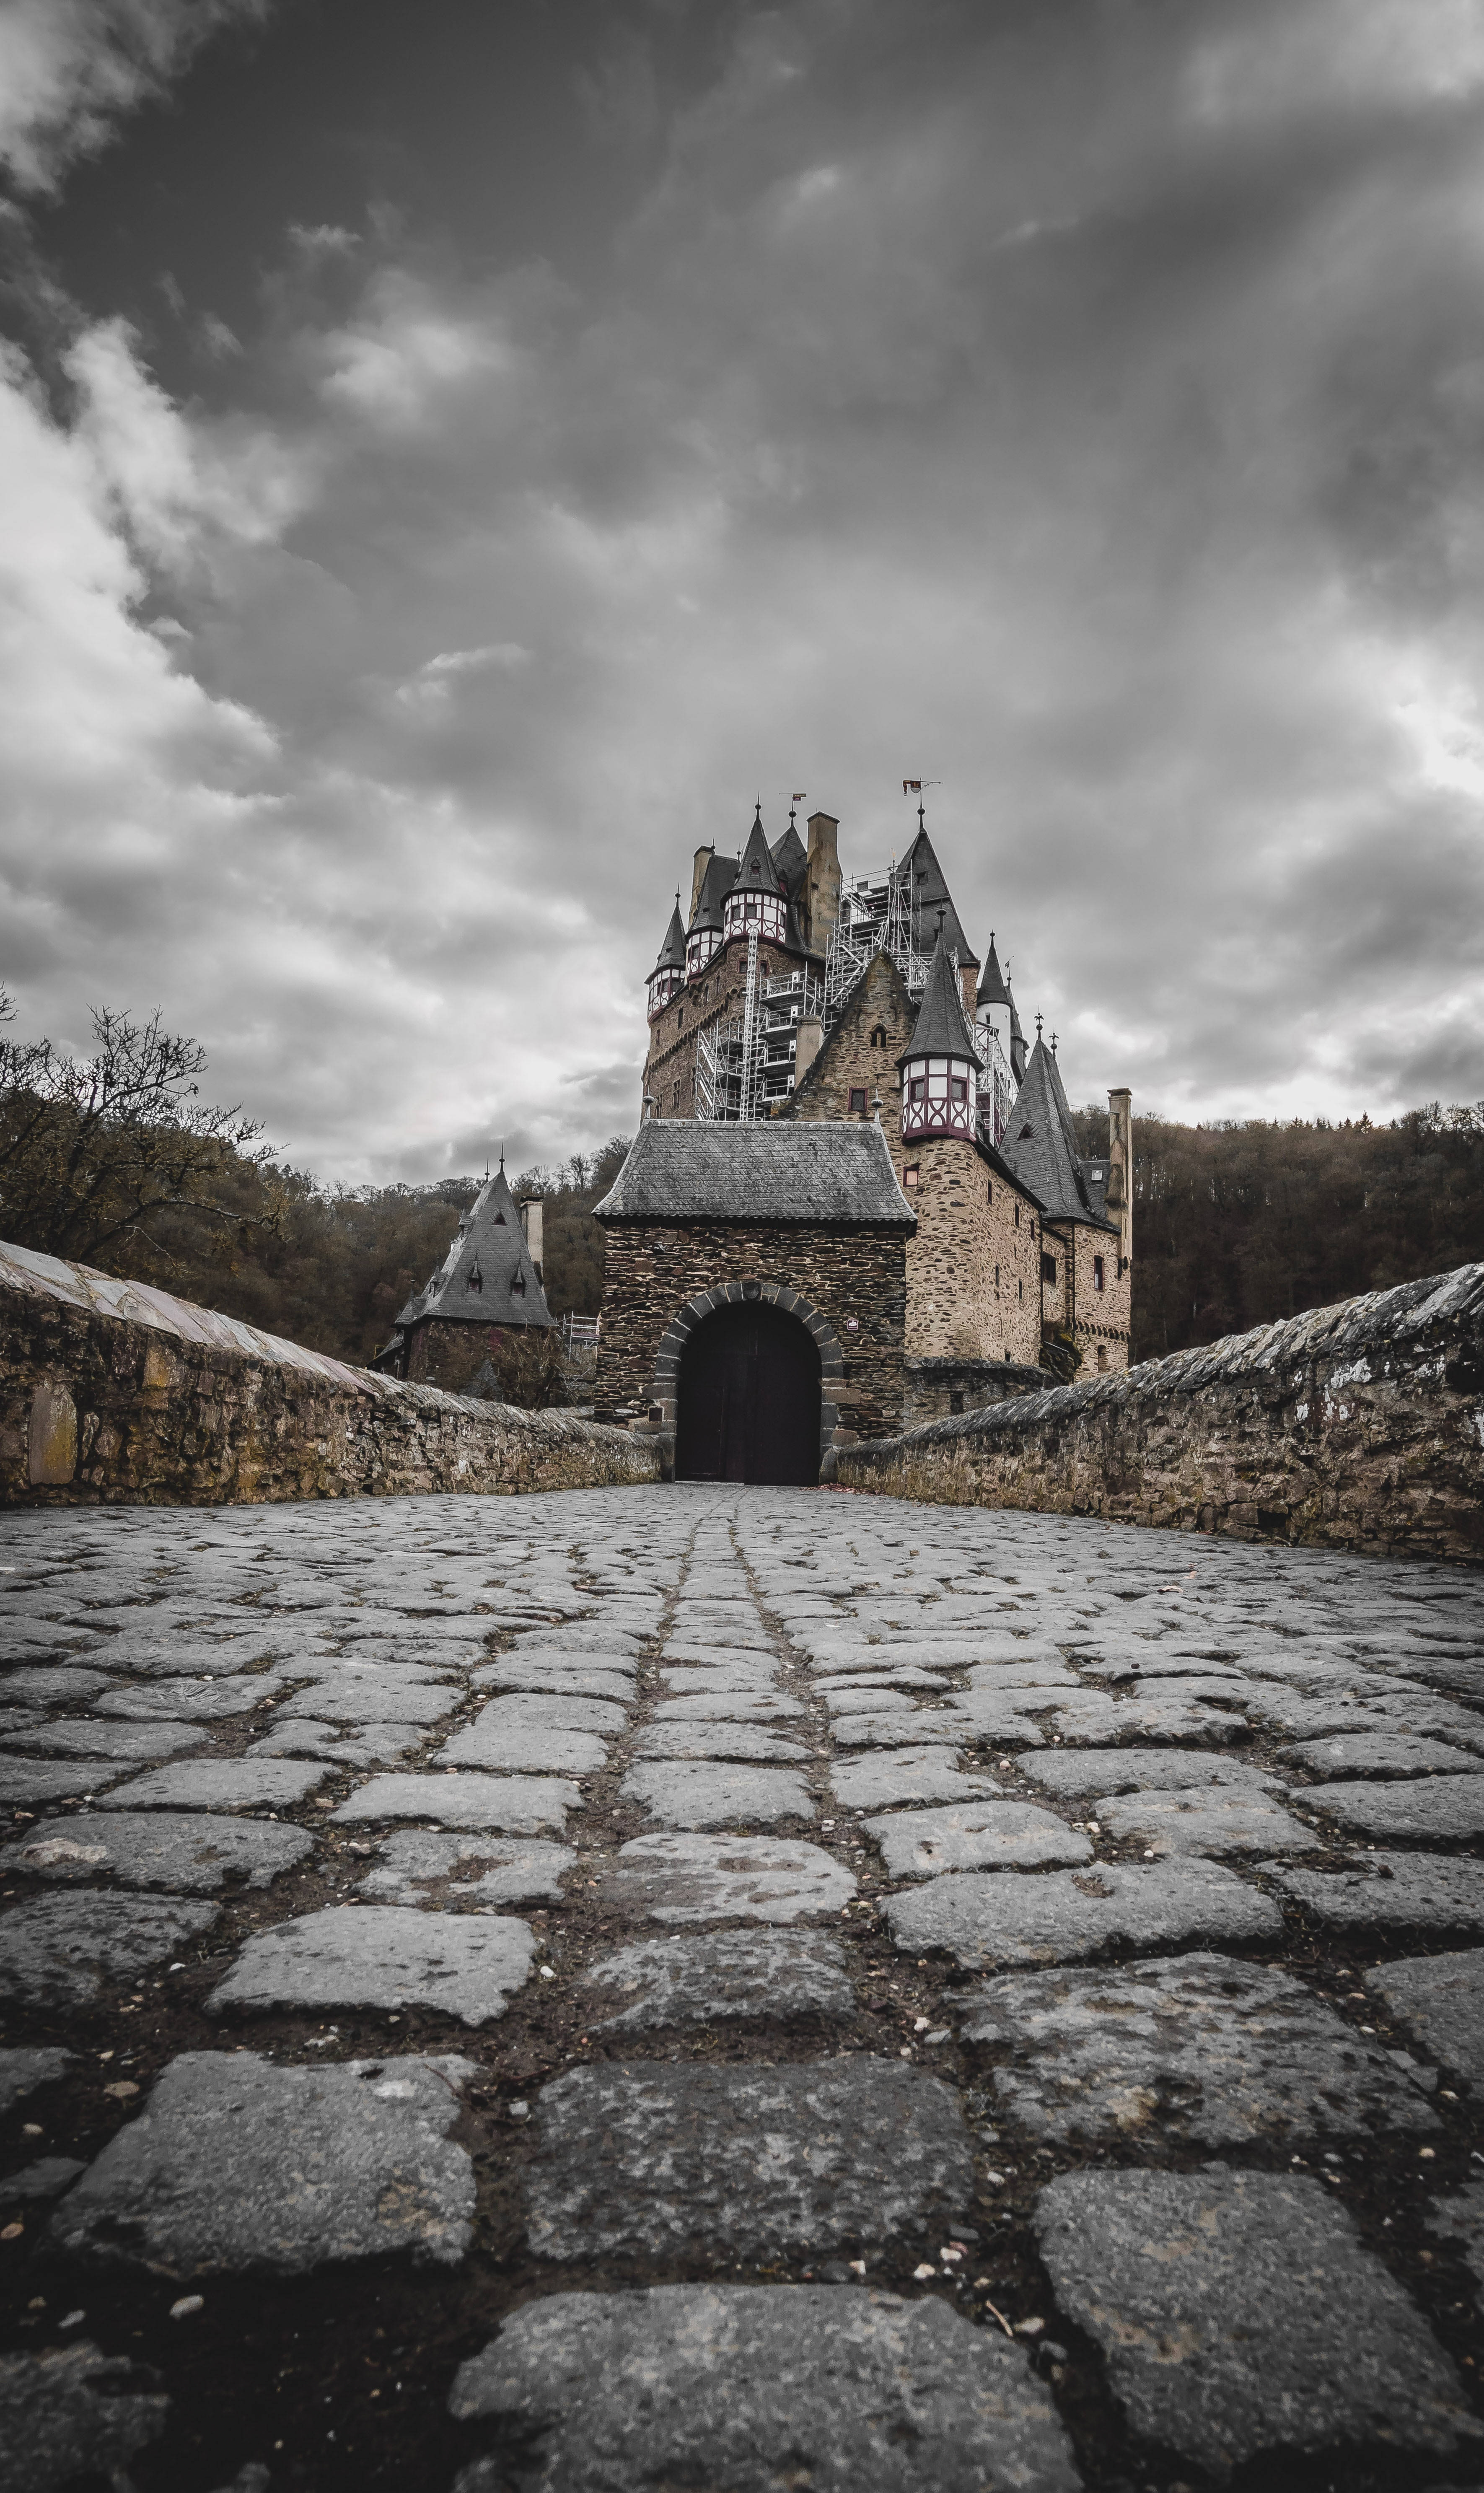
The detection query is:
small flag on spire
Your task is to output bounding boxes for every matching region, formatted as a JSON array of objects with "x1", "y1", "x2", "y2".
[{"x1": 903, "y1": 779, "x2": 922, "y2": 794}]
